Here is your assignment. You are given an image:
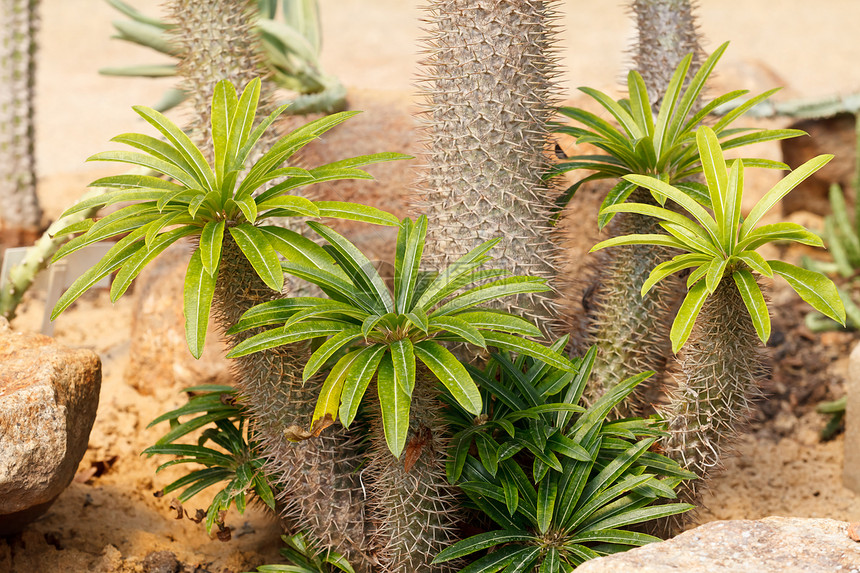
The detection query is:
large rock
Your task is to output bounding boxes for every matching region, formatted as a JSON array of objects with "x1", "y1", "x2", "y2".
[
  {"x1": 0, "y1": 318, "x2": 101, "y2": 535},
  {"x1": 575, "y1": 517, "x2": 860, "y2": 572}
]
